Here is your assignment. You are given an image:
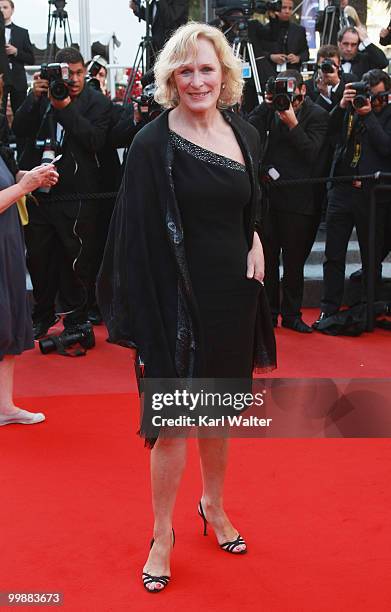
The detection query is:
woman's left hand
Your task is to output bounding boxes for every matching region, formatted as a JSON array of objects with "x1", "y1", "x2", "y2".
[{"x1": 247, "y1": 232, "x2": 265, "y2": 283}]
